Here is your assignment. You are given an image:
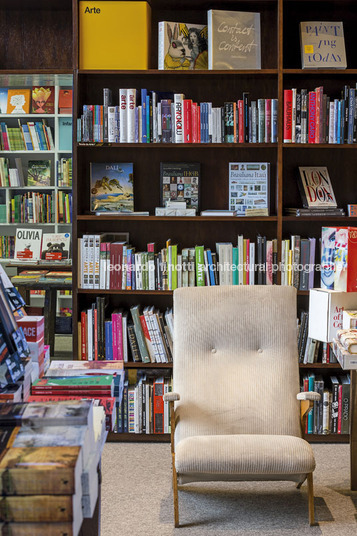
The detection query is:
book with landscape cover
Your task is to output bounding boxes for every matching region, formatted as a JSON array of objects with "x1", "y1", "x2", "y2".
[
  {"x1": 14, "y1": 228, "x2": 42, "y2": 261},
  {"x1": 31, "y1": 86, "x2": 54, "y2": 114},
  {"x1": 229, "y1": 162, "x2": 269, "y2": 216},
  {"x1": 158, "y1": 21, "x2": 208, "y2": 70},
  {"x1": 27, "y1": 160, "x2": 51, "y2": 186},
  {"x1": 90, "y1": 162, "x2": 134, "y2": 213},
  {"x1": 300, "y1": 22, "x2": 347, "y2": 69},
  {"x1": 160, "y1": 162, "x2": 200, "y2": 211},
  {"x1": 41, "y1": 233, "x2": 70, "y2": 261},
  {"x1": 298, "y1": 167, "x2": 337, "y2": 208},
  {"x1": 208, "y1": 9, "x2": 261, "y2": 69}
]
